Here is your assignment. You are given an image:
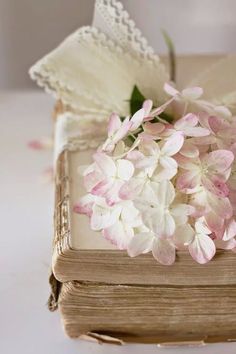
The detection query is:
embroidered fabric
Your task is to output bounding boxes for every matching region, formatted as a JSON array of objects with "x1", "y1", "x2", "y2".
[{"x1": 54, "y1": 112, "x2": 107, "y2": 161}]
